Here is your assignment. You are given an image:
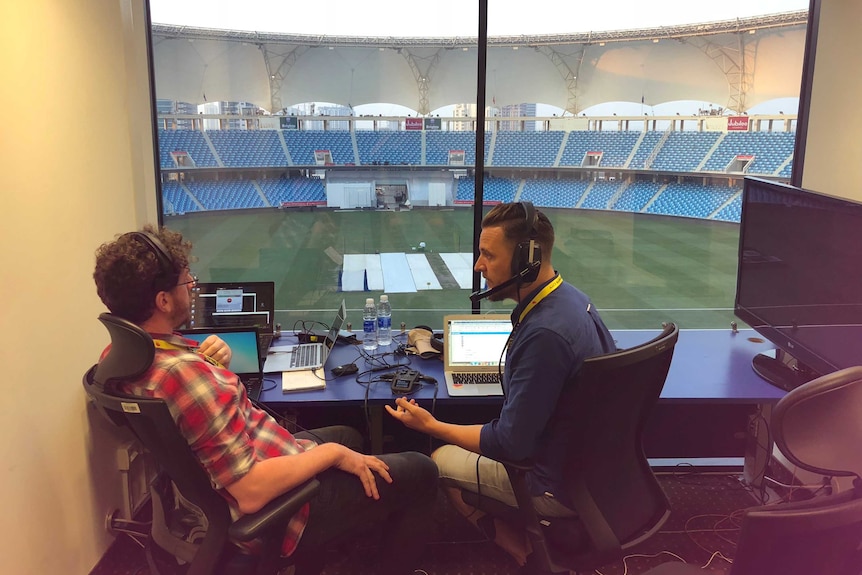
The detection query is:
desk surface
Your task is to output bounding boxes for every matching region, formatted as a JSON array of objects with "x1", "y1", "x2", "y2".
[{"x1": 259, "y1": 328, "x2": 785, "y2": 406}]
